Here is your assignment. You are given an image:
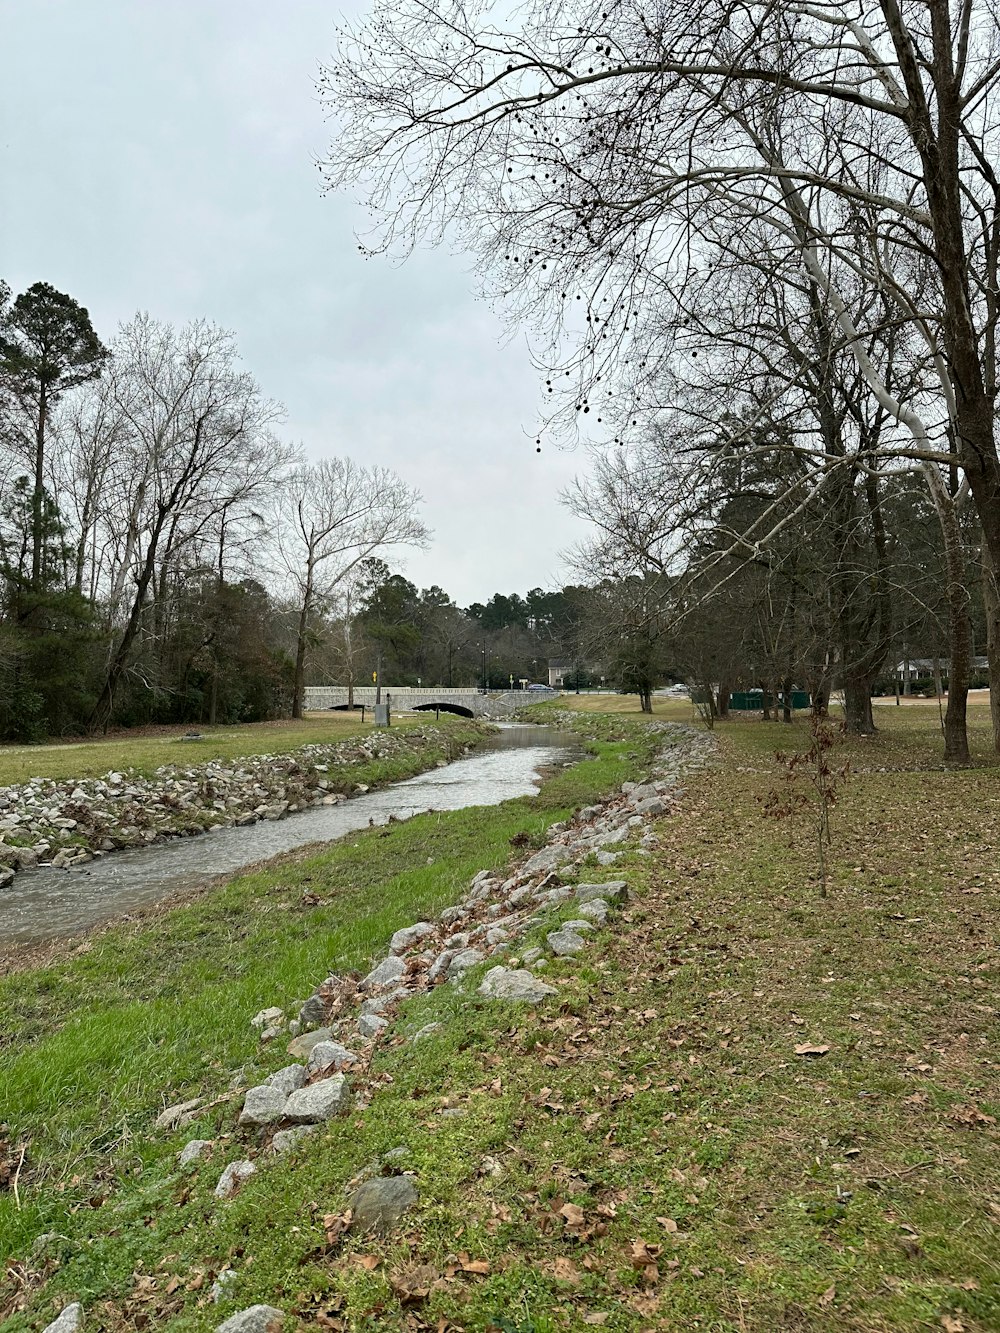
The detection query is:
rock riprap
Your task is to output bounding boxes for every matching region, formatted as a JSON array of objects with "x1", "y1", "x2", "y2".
[{"x1": 0, "y1": 724, "x2": 469, "y2": 887}]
